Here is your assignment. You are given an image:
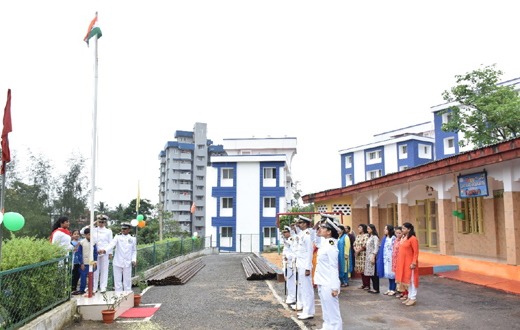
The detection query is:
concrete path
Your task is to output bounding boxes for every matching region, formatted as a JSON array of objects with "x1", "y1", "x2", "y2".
[{"x1": 64, "y1": 254, "x2": 520, "y2": 330}]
